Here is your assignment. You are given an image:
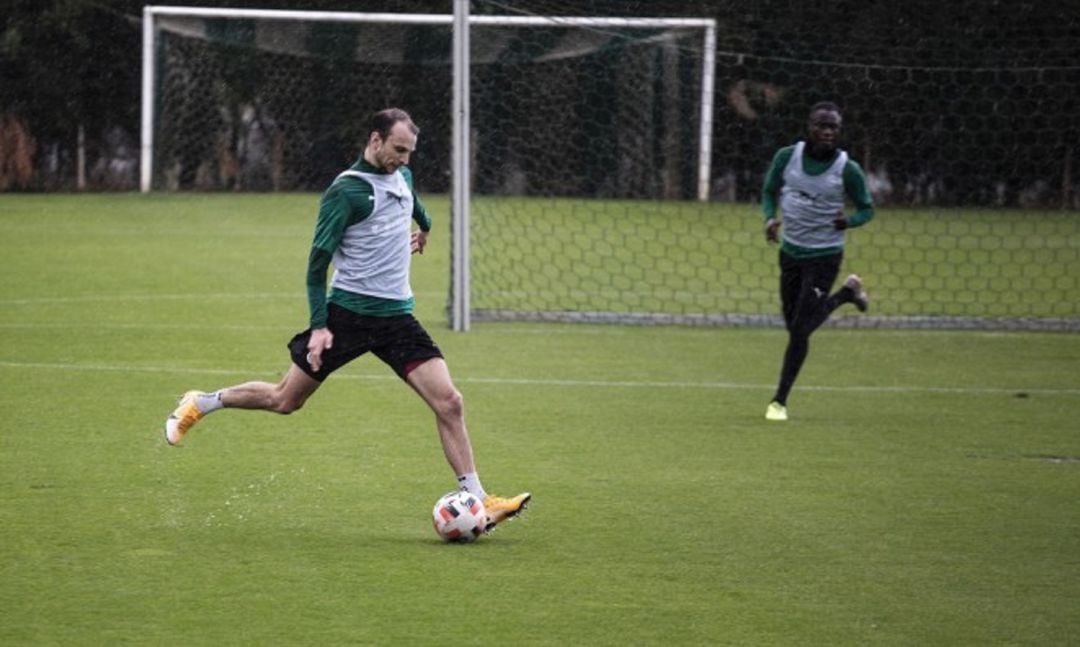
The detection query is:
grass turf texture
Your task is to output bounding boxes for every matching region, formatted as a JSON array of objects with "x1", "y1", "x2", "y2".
[{"x1": 1, "y1": 193, "x2": 1078, "y2": 645}]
